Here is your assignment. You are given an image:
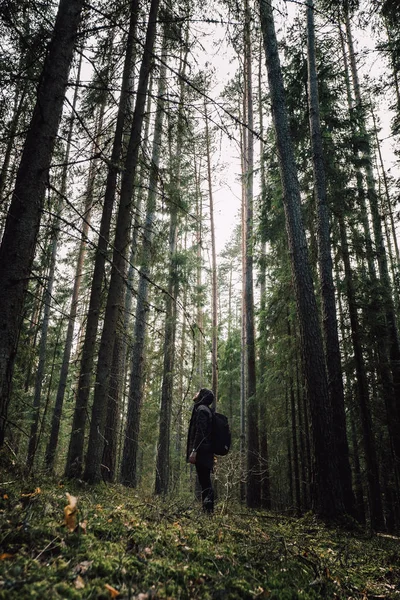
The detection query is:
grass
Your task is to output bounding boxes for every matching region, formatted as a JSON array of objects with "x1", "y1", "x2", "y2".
[{"x1": 0, "y1": 477, "x2": 399, "y2": 599}]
